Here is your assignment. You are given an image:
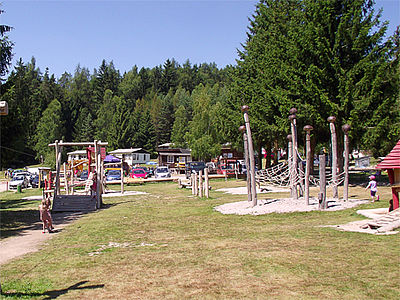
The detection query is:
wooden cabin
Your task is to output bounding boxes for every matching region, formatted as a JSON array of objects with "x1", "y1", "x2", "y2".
[
  {"x1": 157, "y1": 143, "x2": 192, "y2": 170},
  {"x1": 376, "y1": 140, "x2": 400, "y2": 211}
]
